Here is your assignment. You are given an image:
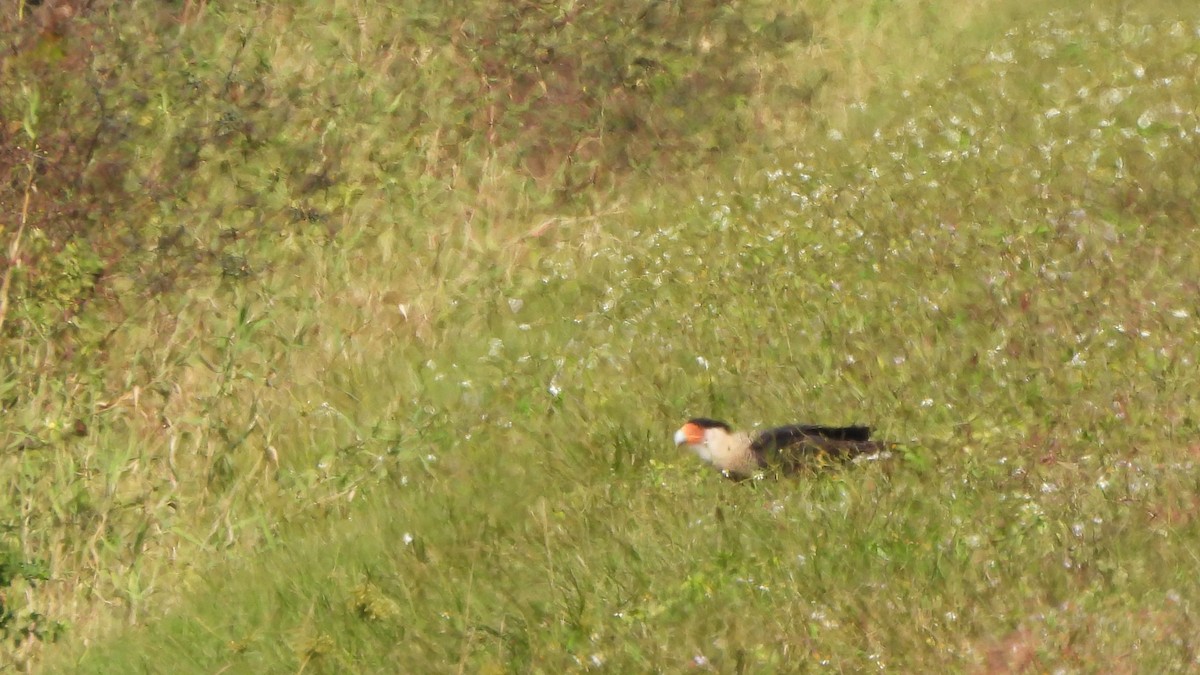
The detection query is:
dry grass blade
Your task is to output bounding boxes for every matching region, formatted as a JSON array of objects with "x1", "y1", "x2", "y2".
[{"x1": 0, "y1": 165, "x2": 34, "y2": 336}]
